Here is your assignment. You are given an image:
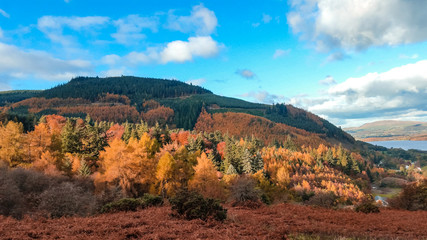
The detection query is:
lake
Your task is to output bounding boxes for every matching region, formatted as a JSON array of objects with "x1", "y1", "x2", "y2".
[{"x1": 368, "y1": 140, "x2": 427, "y2": 151}]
